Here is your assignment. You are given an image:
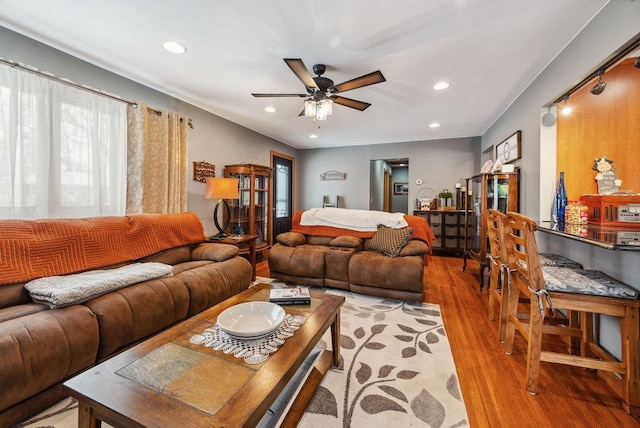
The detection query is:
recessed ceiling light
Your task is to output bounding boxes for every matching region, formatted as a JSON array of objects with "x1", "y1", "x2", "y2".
[
  {"x1": 433, "y1": 81, "x2": 450, "y2": 91},
  {"x1": 163, "y1": 41, "x2": 187, "y2": 54},
  {"x1": 310, "y1": 134, "x2": 318, "y2": 139},
  {"x1": 264, "y1": 106, "x2": 276, "y2": 113},
  {"x1": 429, "y1": 122, "x2": 441, "y2": 128}
]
